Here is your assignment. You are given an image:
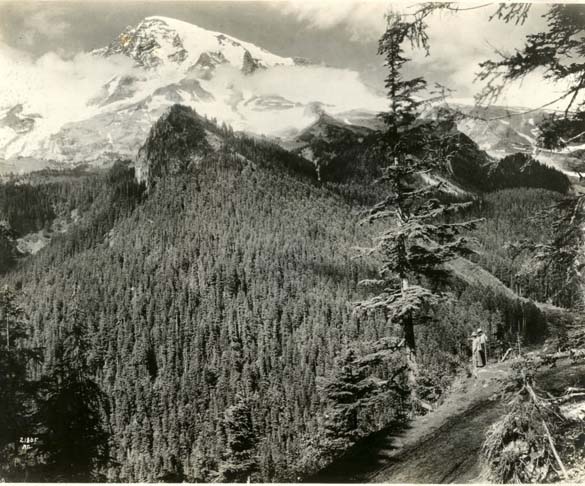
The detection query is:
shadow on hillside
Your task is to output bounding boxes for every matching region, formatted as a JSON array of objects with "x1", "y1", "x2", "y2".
[{"x1": 305, "y1": 420, "x2": 413, "y2": 483}]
